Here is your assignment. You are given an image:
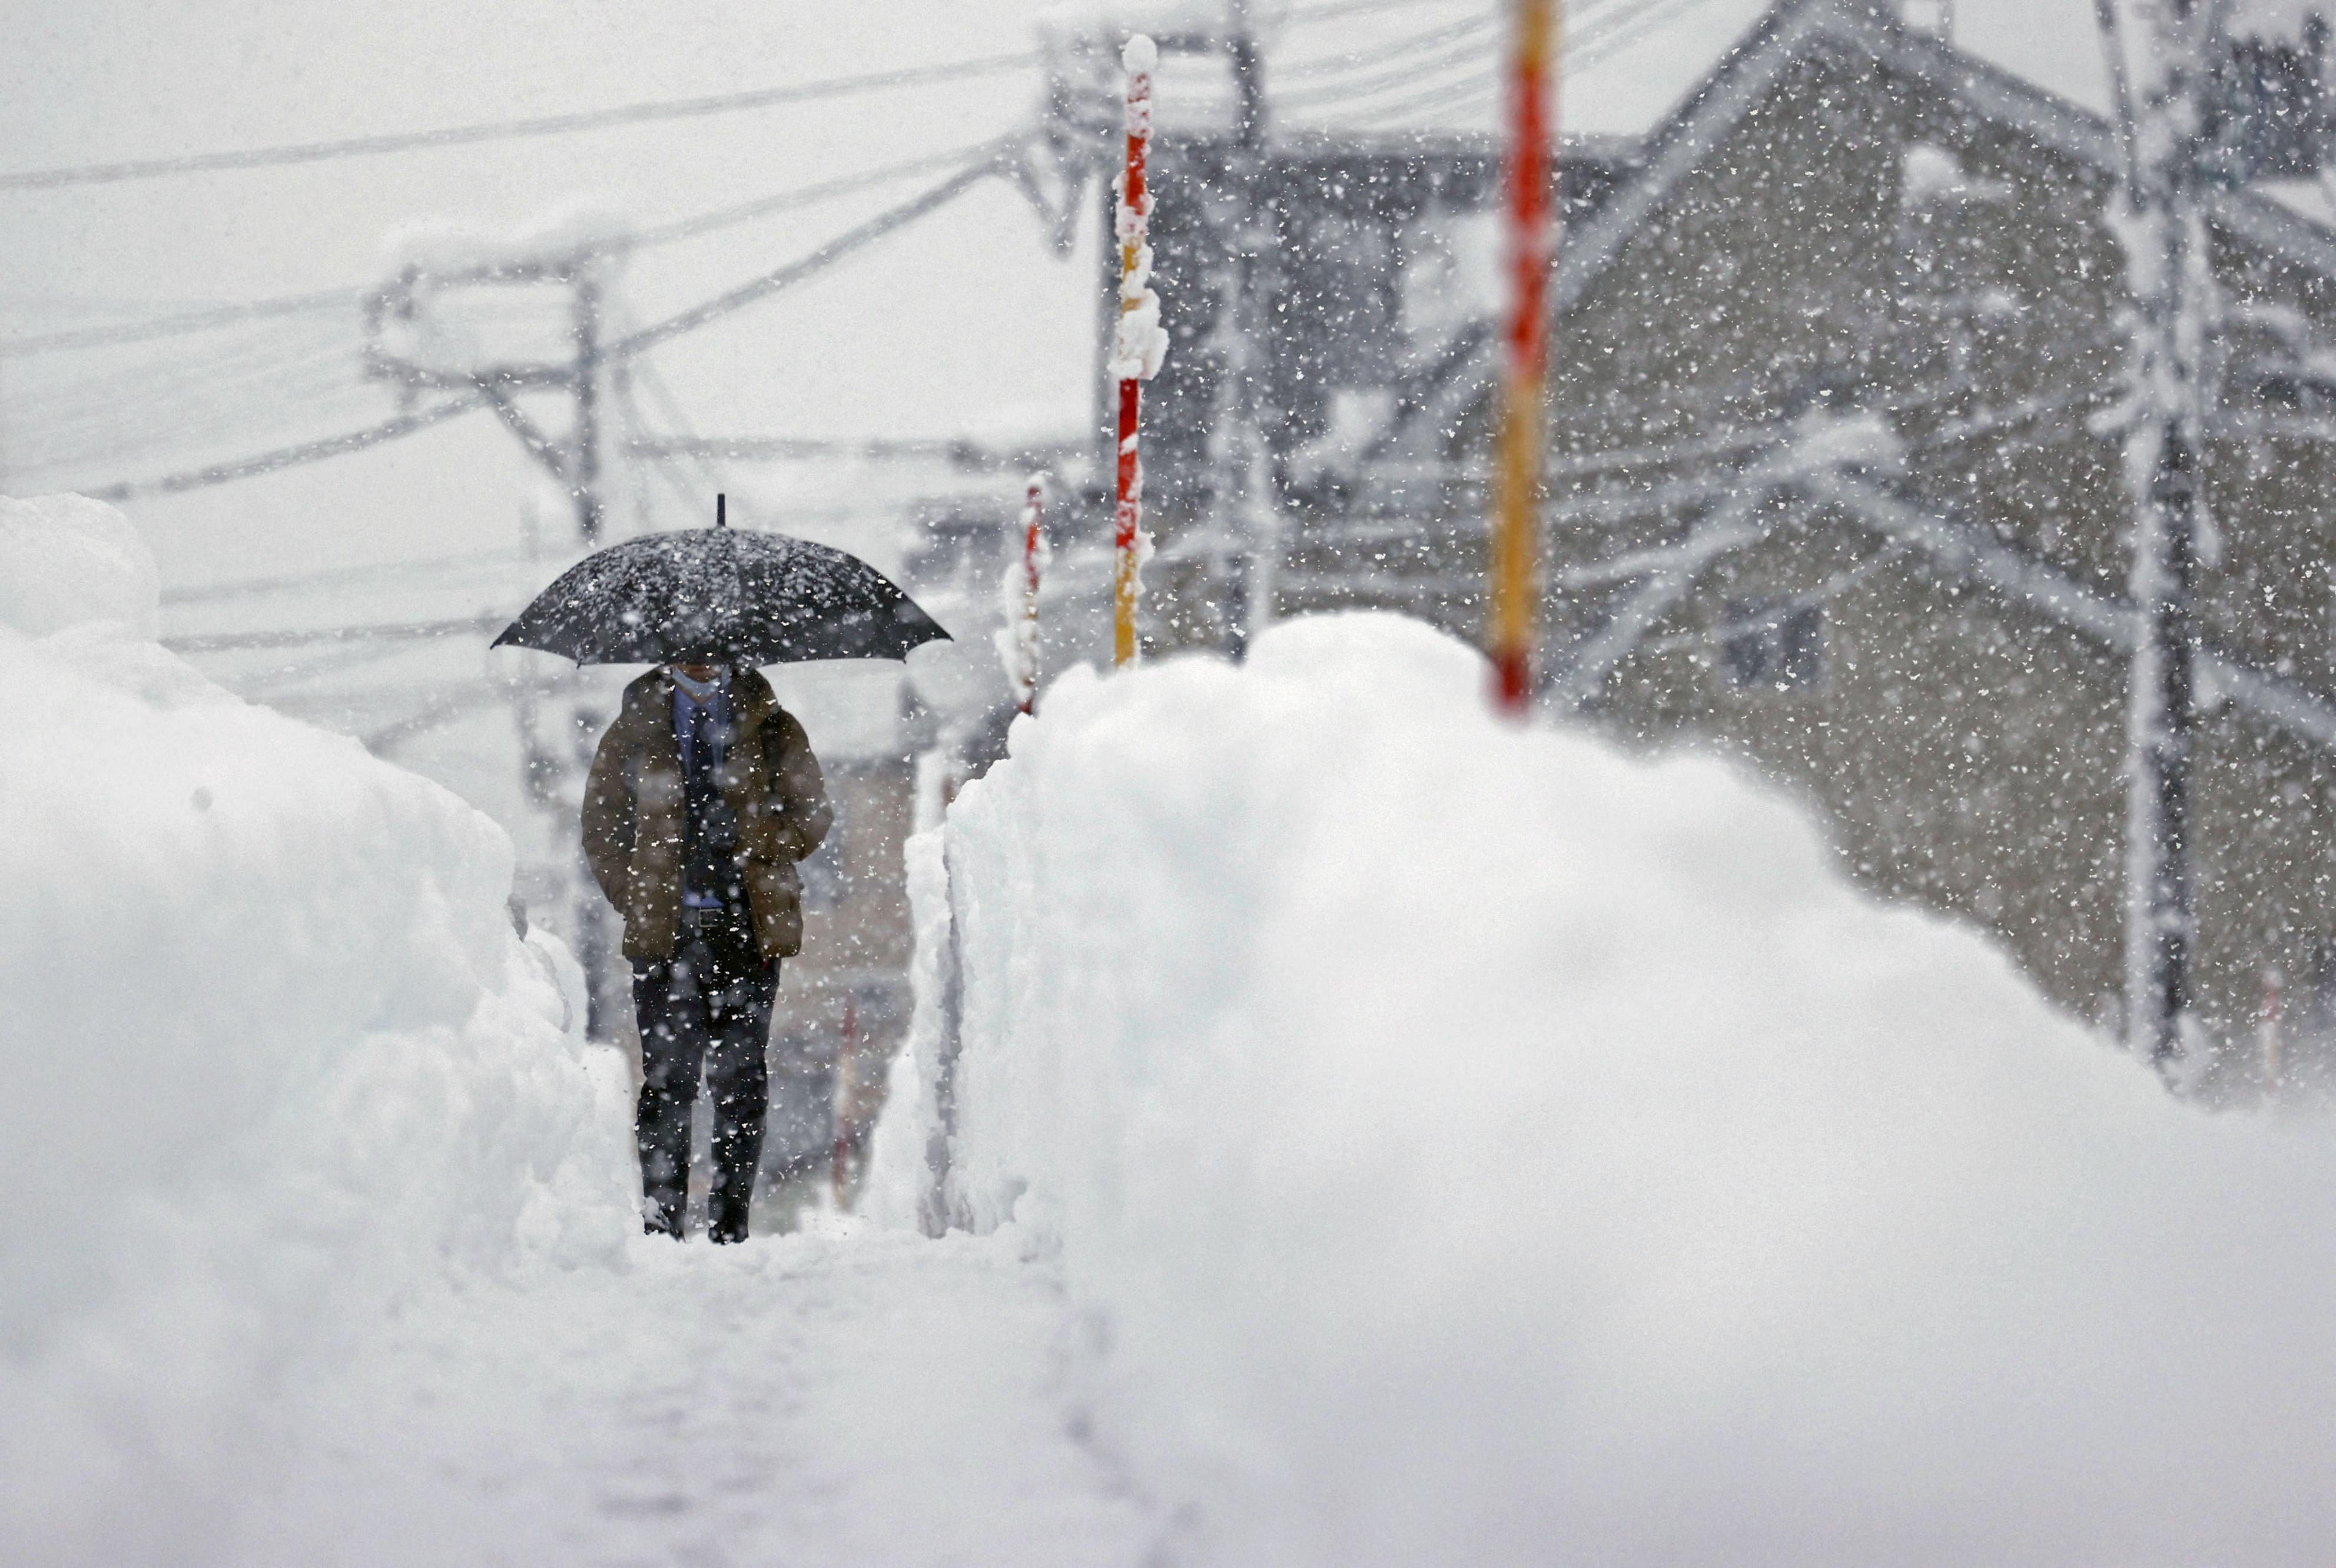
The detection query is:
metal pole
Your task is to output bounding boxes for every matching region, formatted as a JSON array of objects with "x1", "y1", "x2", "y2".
[
  {"x1": 1224, "y1": 9, "x2": 1283, "y2": 658},
  {"x1": 832, "y1": 992, "x2": 859, "y2": 1207},
  {"x1": 1489, "y1": 0, "x2": 1557, "y2": 713},
  {"x1": 2128, "y1": 420, "x2": 2198, "y2": 1072},
  {"x1": 569, "y1": 257, "x2": 614, "y2": 1035},
  {"x1": 2107, "y1": 0, "x2": 2215, "y2": 1077},
  {"x1": 573, "y1": 266, "x2": 605, "y2": 543},
  {"x1": 2261, "y1": 965, "x2": 2284, "y2": 1094},
  {"x1": 570, "y1": 690, "x2": 616, "y2": 1039}
]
